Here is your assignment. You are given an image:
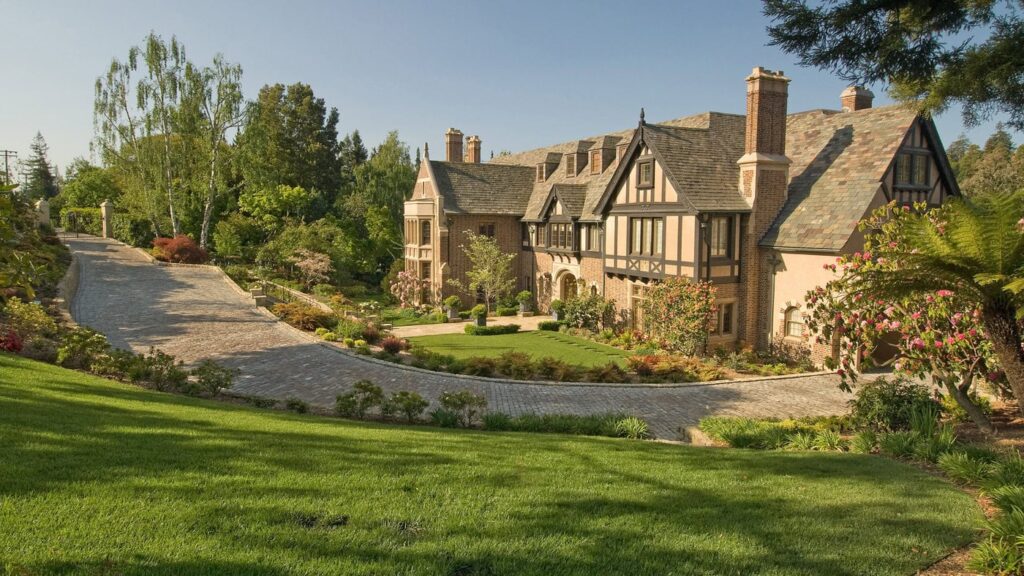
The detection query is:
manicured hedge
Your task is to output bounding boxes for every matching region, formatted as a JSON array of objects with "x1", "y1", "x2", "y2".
[
  {"x1": 538, "y1": 320, "x2": 564, "y2": 331},
  {"x1": 464, "y1": 324, "x2": 520, "y2": 336}
]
